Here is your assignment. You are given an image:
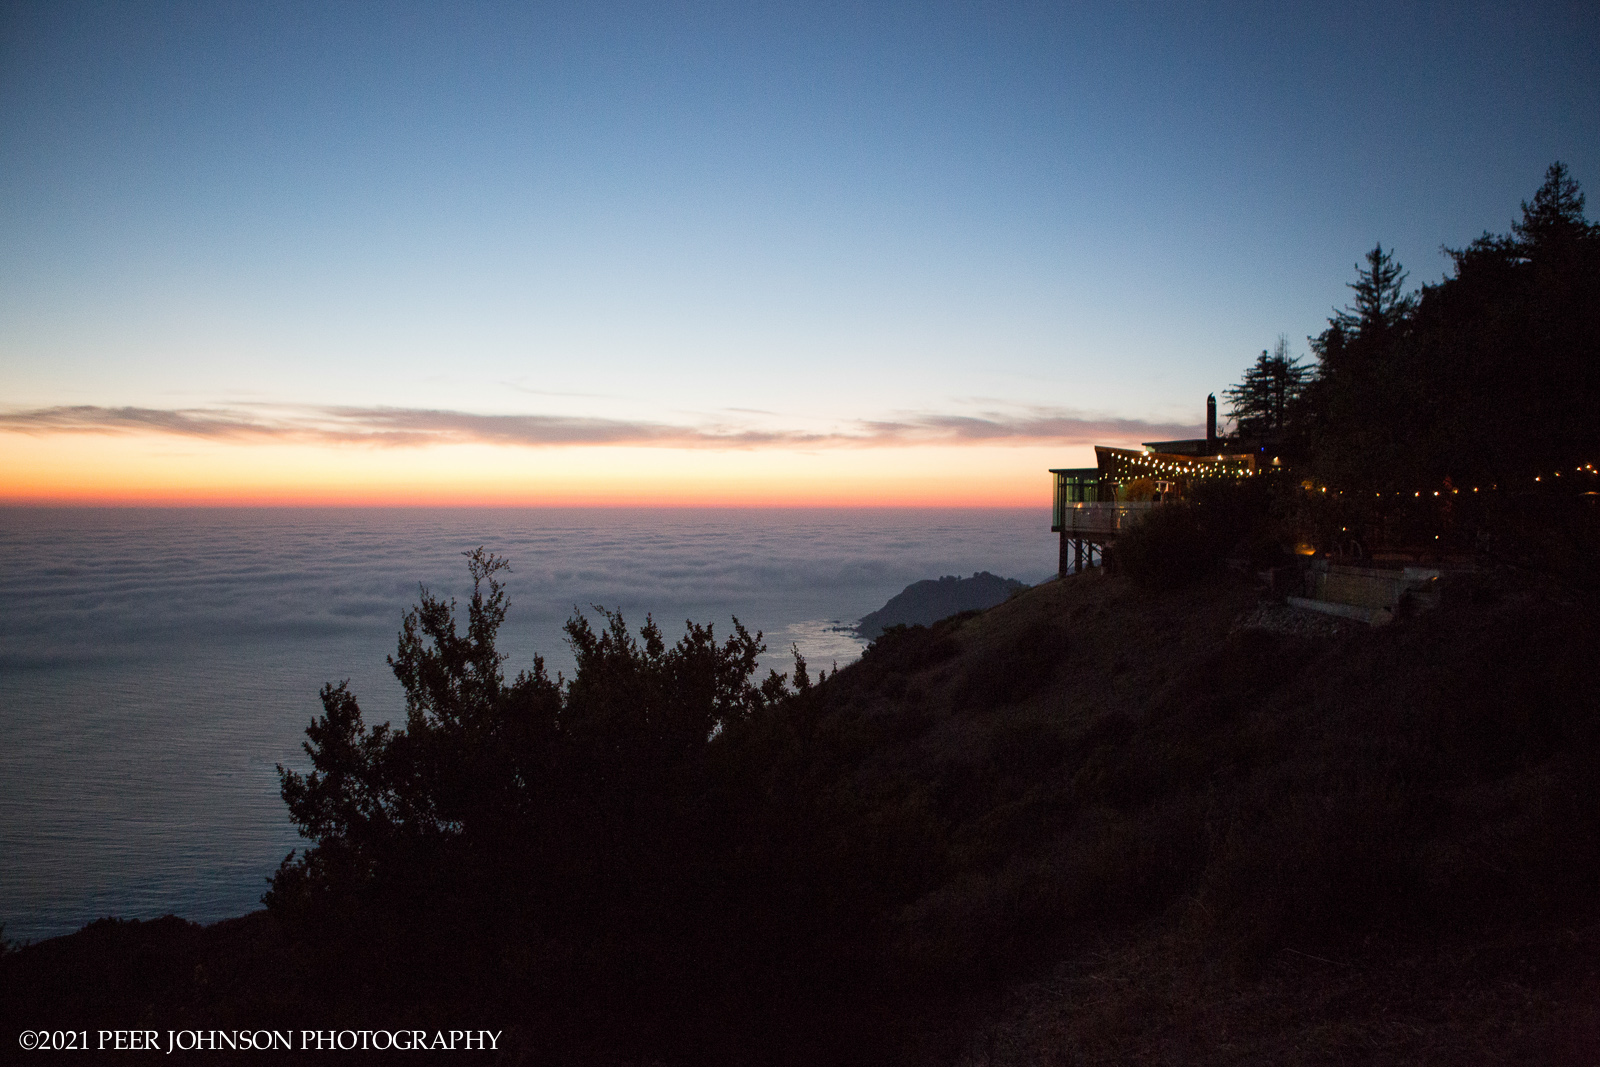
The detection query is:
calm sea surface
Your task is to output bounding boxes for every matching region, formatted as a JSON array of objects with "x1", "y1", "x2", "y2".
[{"x1": 0, "y1": 506, "x2": 1053, "y2": 943}]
